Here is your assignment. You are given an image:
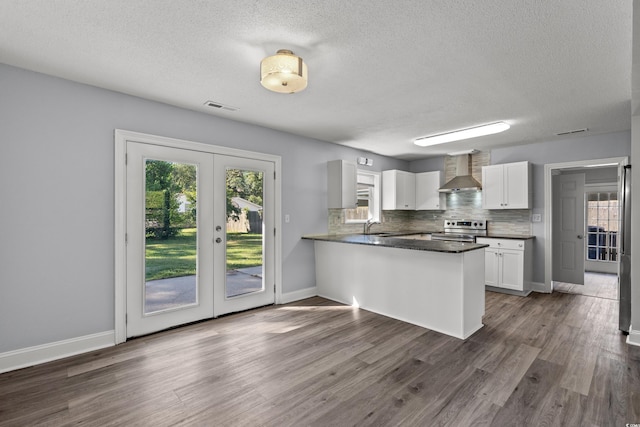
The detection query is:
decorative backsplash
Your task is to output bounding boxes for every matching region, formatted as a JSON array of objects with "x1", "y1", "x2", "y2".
[{"x1": 328, "y1": 152, "x2": 532, "y2": 236}]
